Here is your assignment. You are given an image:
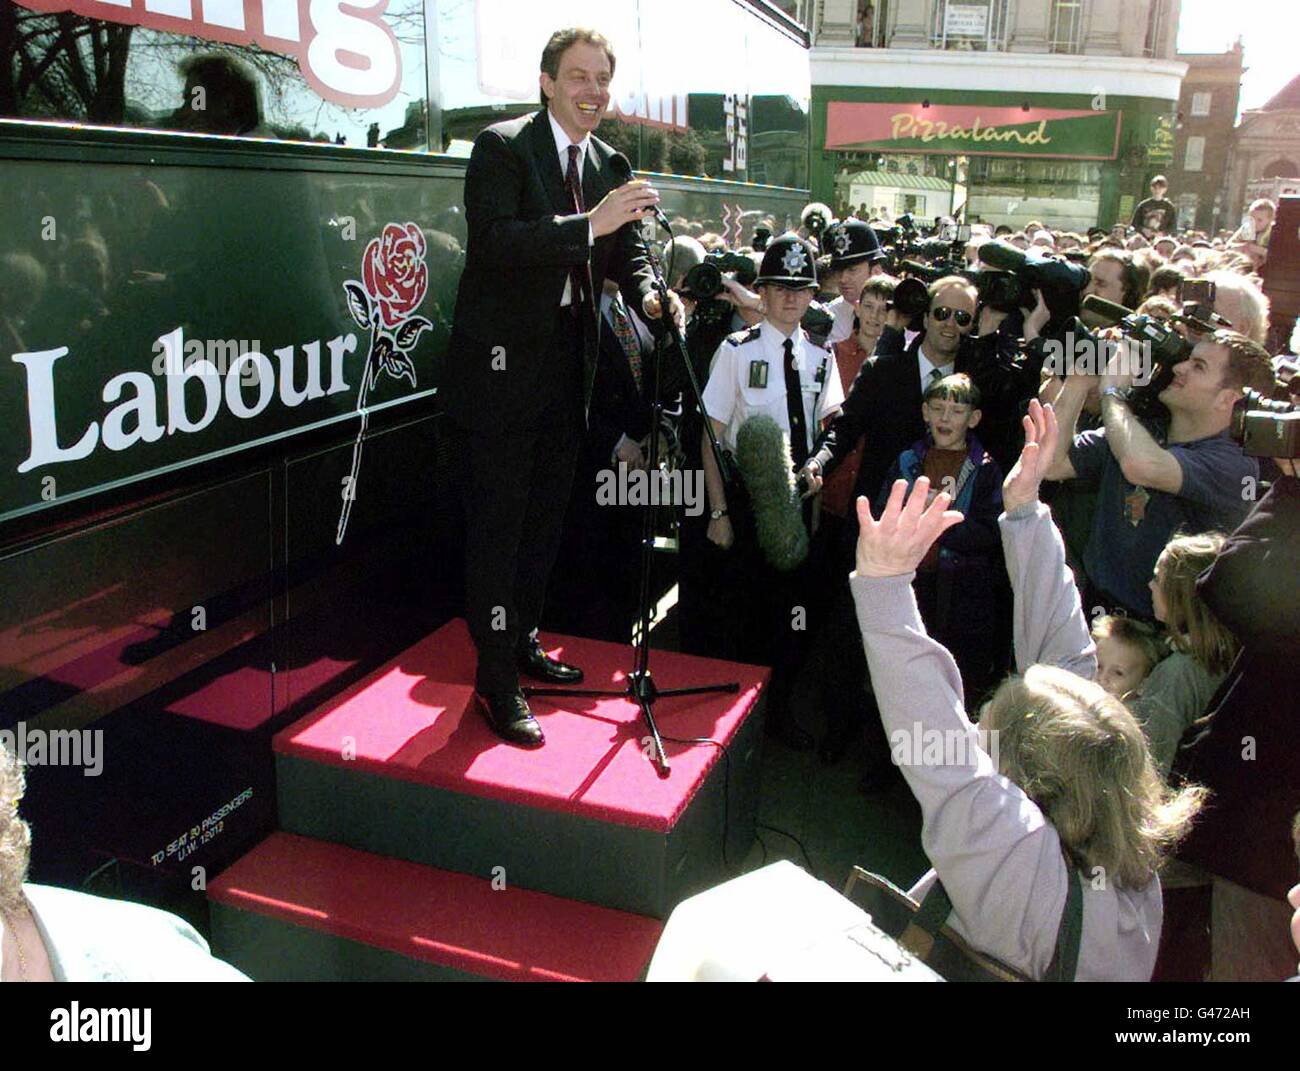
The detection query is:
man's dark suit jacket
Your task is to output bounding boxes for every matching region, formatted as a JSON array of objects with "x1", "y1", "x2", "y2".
[{"x1": 442, "y1": 108, "x2": 656, "y2": 432}]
